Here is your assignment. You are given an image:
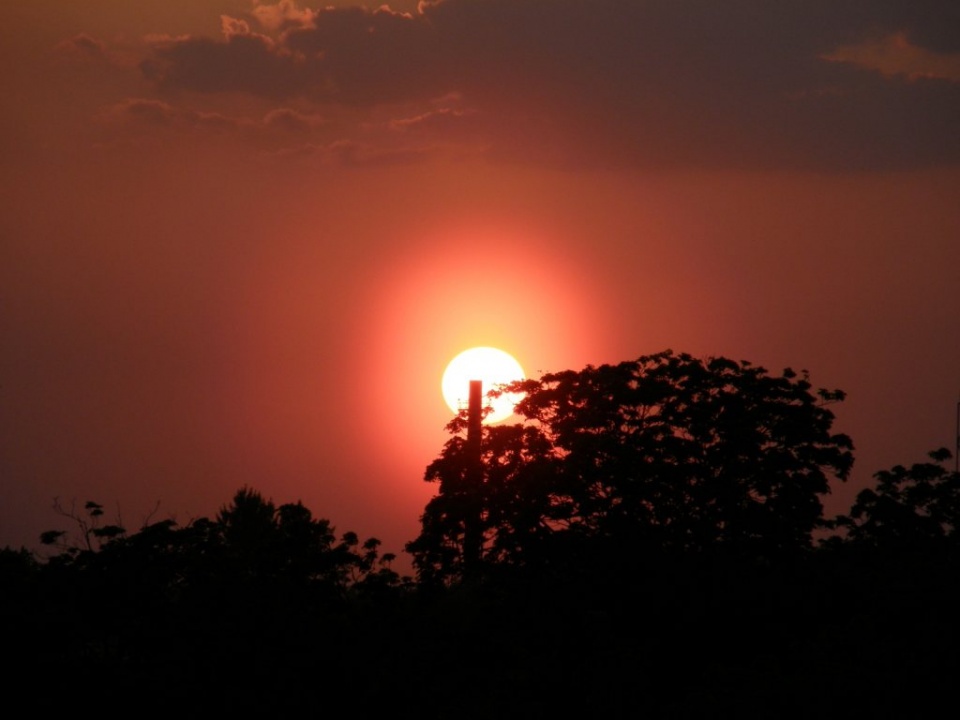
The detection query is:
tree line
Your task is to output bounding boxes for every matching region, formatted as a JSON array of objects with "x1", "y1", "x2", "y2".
[{"x1": 3, "y1": 350, "x2": 958, "y2": 715}]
